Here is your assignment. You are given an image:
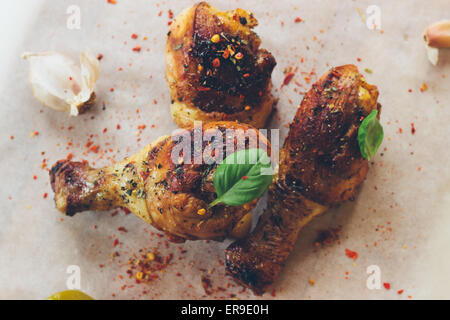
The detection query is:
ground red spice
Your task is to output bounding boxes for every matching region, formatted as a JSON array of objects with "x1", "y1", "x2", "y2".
[
  {"x1": 397, "y1": 289, "x2": 404, "y2": 294},
  {"x1": 97, "y1": 53, "x2": 103, "y2": 60},
  {"x1": 132, "y1": 45, "x2": 142, "y2": 52},
  {"x1": 131, "y1": 33, "x2": 138, "y2": 39},
  {"x1": 294, "y1": 17, "x2": 302, "y2": 23},
  {"x1": 107, "y1": 0, "x2": 116, "y2": 4},
  {"x1": 383, "y1": 282, "x2": 391, "y2": 290}
]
